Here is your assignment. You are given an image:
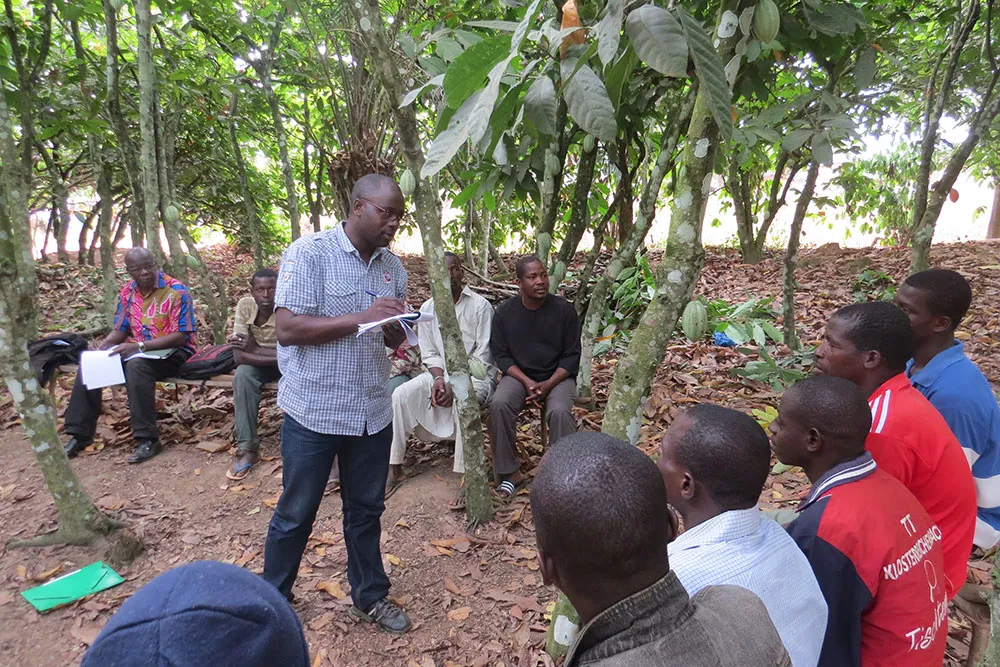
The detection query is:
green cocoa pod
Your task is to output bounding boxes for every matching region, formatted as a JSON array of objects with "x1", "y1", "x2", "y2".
[
  {"x1": 545, "y1": 152, "x2": 560, "y2": 175},
  {"x1": 753, "y1": 0, "x2": 780, "y2": 44},
  {"x1": 681, "y1": 299, "x2": 709, "y2": 341},
  {"x1": 399, "y1": 169, "x2": 416, "y2": 197},
  {"x1": 583, "y1": 134, "x2": 596, "y2": 153},
  {"x1": 164, "y1": 204, "x2": 180, "y2": 224}
]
